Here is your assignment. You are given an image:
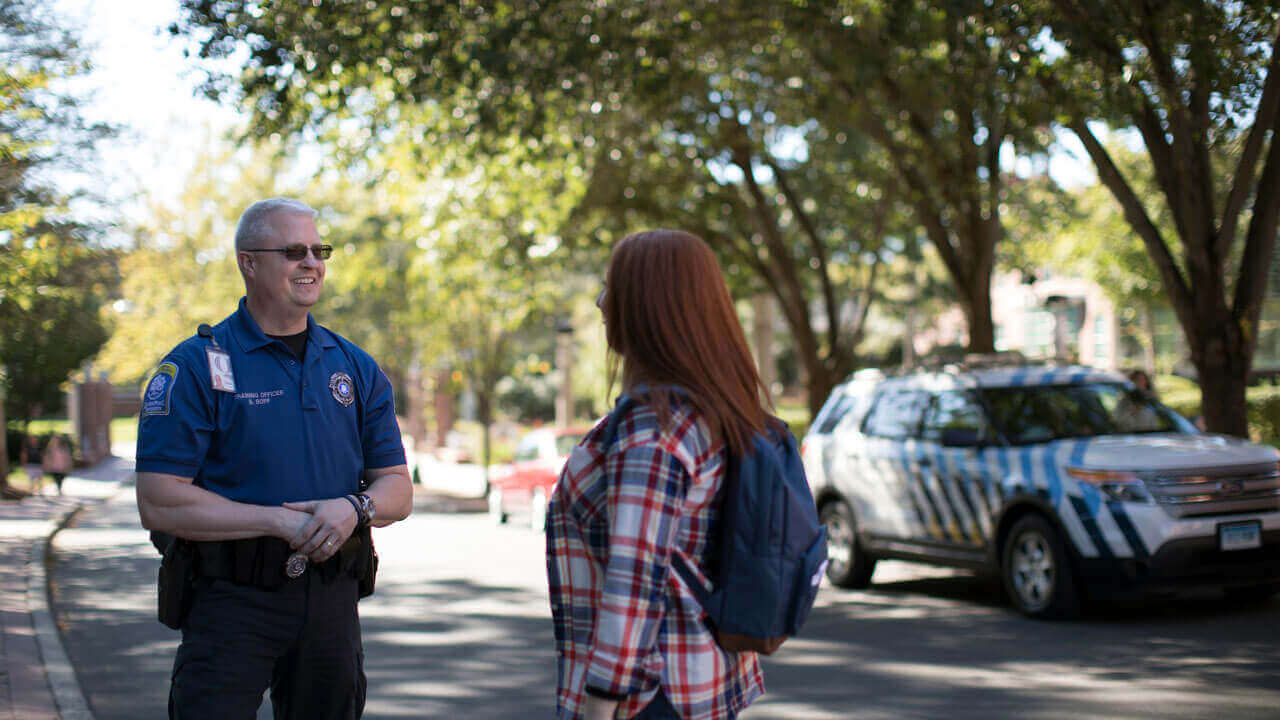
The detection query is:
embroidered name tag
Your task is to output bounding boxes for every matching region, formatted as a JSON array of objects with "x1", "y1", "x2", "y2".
[{"x1": 234, "y1": 389, "x2": 285, "y2": 407}]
